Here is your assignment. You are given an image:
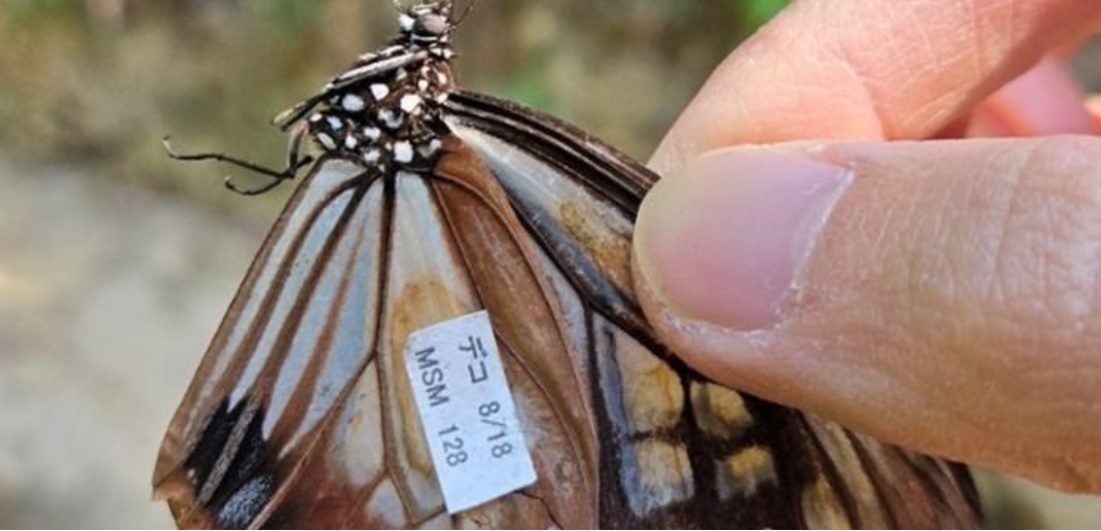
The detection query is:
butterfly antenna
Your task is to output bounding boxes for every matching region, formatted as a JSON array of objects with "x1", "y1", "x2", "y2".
[
  {"x1": 453, "y1": 0, "x2": 476, "y2": 25},
  {"x1": 162, "y1": 135, "x2": 311, "y2": 196}
]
